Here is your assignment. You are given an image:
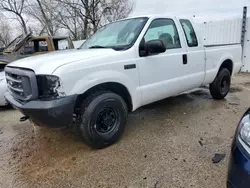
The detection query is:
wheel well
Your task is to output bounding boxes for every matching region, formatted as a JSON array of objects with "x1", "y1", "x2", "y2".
[
  {"x1": 75, "y1": 82, "x2": 133, "y2": 112},
  {"x1": 219, "y1": 59, "x2": 233, "y2": 75}
]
